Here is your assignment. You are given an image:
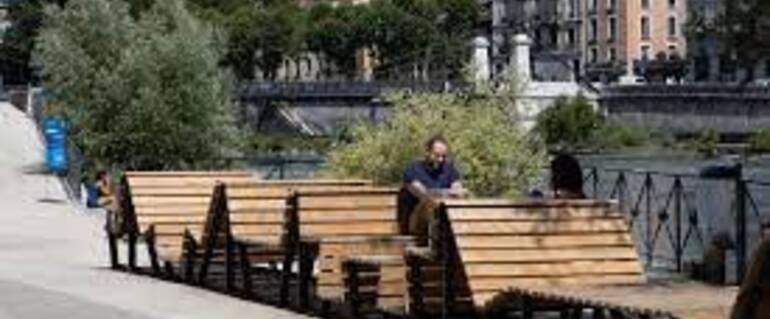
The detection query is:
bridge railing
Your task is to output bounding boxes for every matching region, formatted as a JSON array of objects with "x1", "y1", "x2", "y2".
[
  {"x1": 584, "y1": 165, "x2": 767, "y2": 284},
  {"x1": 239, "y1": 80, "x2": 467, "y2": 100}
]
